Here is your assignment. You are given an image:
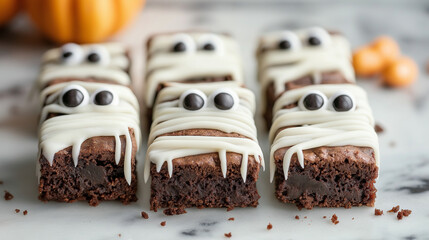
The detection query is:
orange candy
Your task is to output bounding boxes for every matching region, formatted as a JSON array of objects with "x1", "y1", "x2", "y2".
[
  {"x1": 382, "y1": 57, "x2": 418, "y2": 87},
  {"x1": 353, "y1": 46, "x2": 384, "y2": 77},
  {"x1": 372, "y1": 36, "x2": 401, "y2": 65}
]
